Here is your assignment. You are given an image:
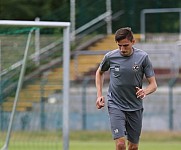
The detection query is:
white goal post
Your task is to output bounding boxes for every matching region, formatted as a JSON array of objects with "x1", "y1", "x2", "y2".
[{"x1": 0, "y1": 20, "x2": 70, "y2": 150}]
